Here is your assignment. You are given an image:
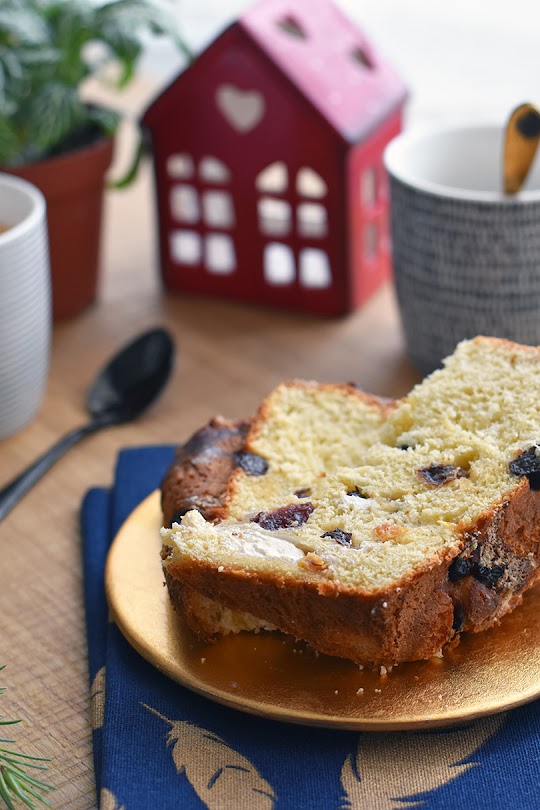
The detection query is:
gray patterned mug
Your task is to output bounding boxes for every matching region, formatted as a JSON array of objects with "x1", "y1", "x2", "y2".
[{"x1": 384, "y1": 124, "x2": 540, "y2": 374}]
